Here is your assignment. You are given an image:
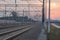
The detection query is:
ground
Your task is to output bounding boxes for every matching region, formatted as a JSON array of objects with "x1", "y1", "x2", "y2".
[{"x1": 12, "y1": 23, "x2": 41, "y2": 40}]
